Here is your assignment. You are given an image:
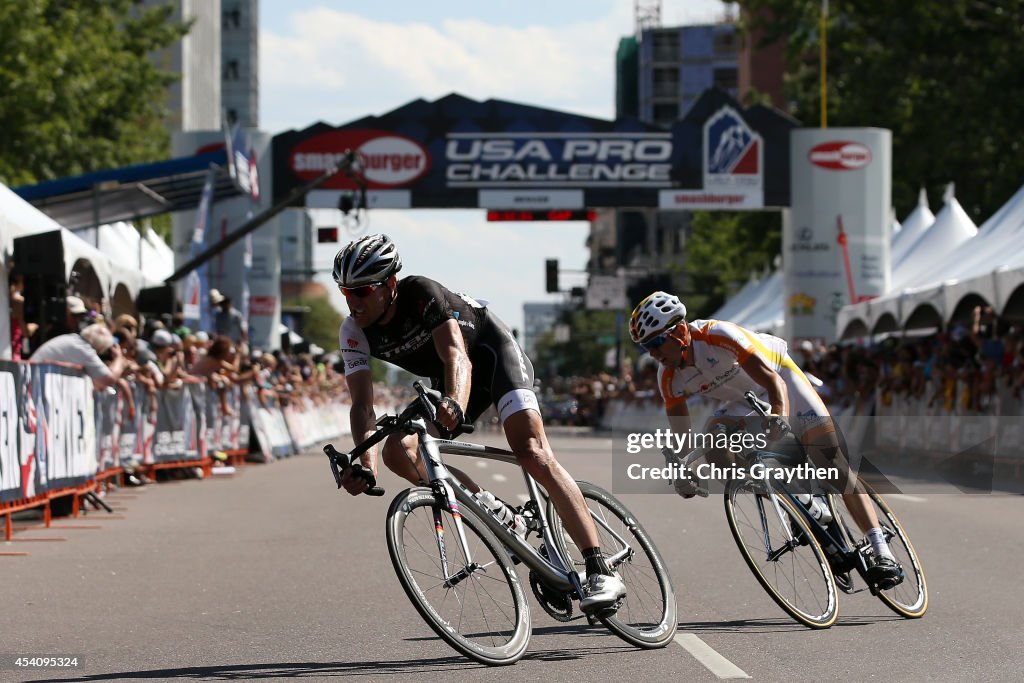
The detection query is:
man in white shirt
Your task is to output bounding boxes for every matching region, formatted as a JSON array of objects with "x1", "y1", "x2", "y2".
[{"x1": 31, "y1": 323, "x2": 127, "y2": 391}]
